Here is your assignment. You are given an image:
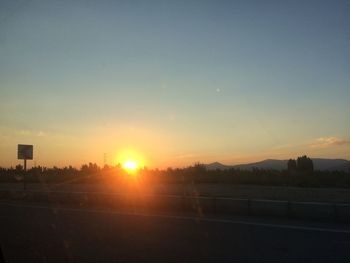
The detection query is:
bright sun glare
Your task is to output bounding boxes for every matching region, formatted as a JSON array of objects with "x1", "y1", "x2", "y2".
[
  {"x1": 123, "y1": 160, "x2": 138, "y2": 172},
  {"x1": 116, "y1": 149, "x2": 145, "y2": 173}
]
